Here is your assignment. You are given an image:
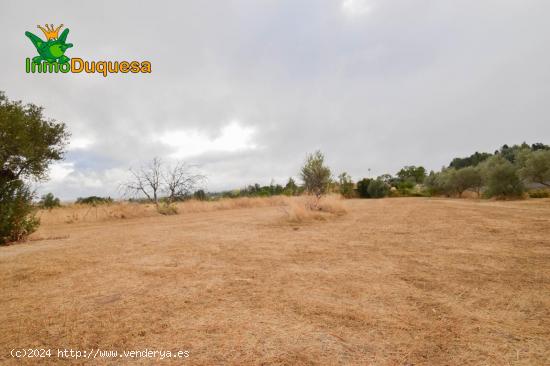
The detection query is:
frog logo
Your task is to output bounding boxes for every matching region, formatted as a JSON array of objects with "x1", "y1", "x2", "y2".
[{"x1": 25, "y1": 24, "x2": 73, "y2": 64}]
